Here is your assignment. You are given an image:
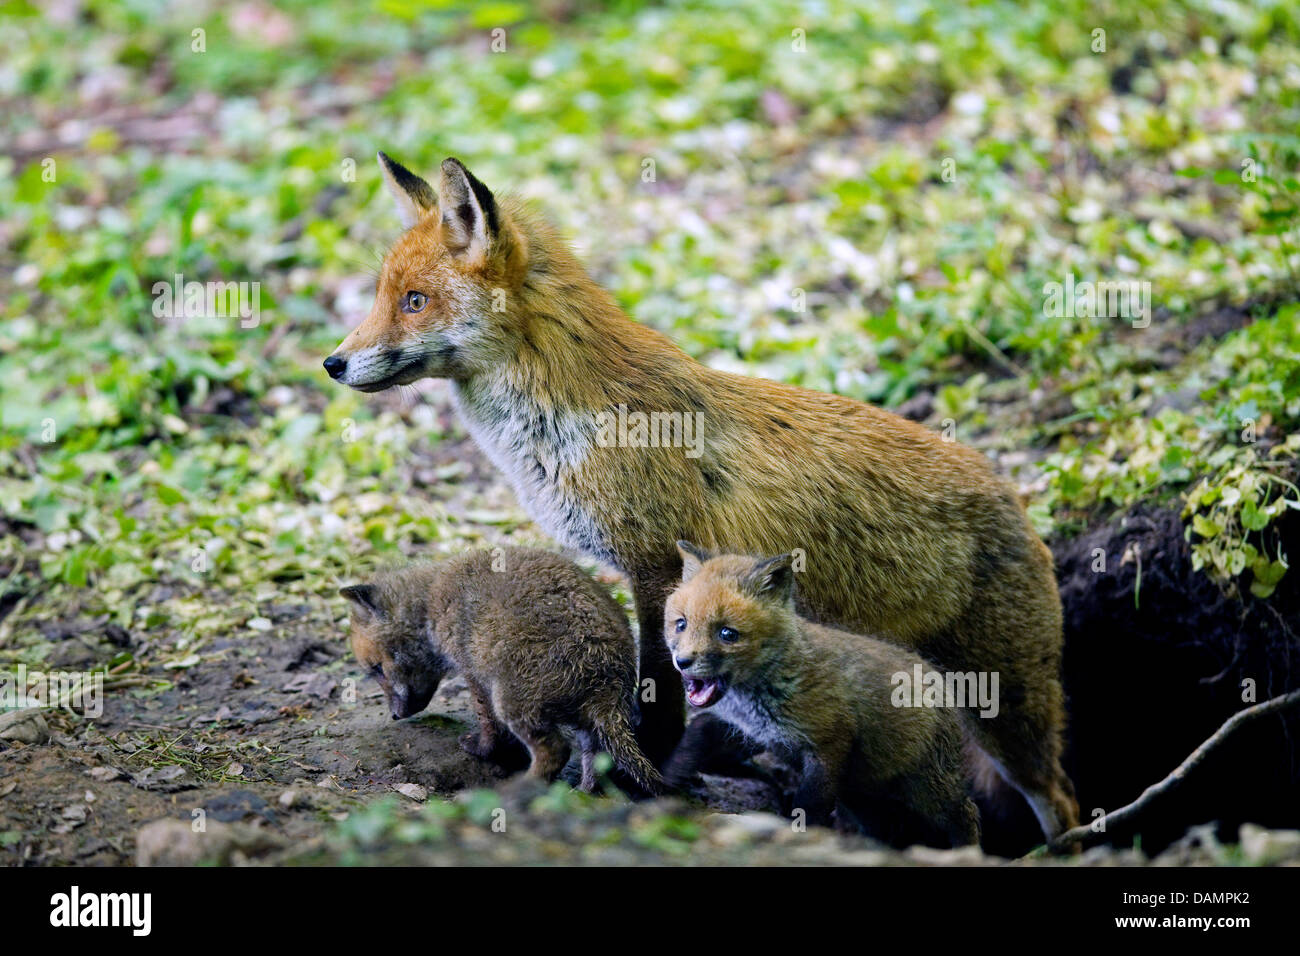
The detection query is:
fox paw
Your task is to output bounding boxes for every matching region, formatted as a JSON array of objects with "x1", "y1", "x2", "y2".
[{"x1": 459, "y1": 732, "x2": 494, "y2": 759}]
